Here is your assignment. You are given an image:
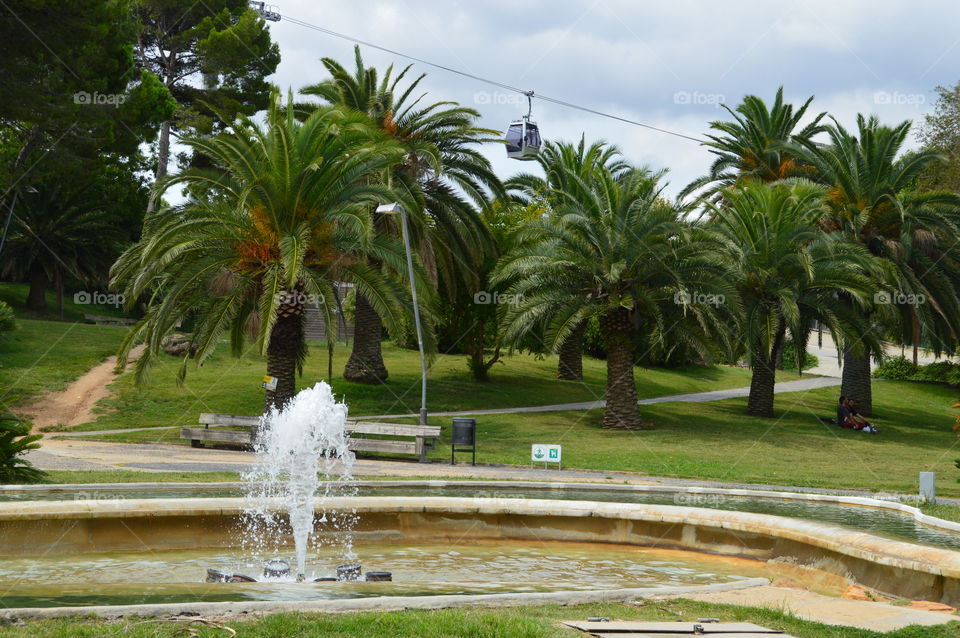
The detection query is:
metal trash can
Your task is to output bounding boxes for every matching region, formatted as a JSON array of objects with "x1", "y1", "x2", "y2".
[{"x1": 451, "y1": 417, "x2": 476, "y2": 465}]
